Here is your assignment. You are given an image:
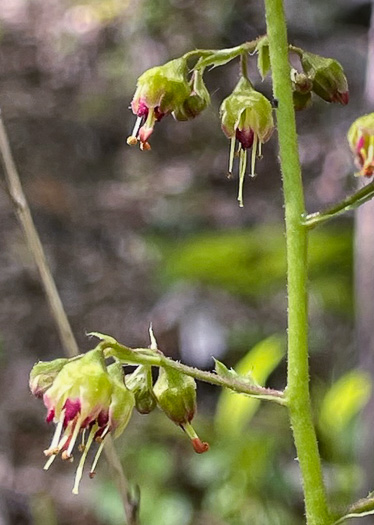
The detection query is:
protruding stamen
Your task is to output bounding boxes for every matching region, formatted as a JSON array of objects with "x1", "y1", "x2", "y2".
[
  {"x1": 132, "y1": 116, "x2": 143, "y2": 138},
  {"x1": 72, "y1": 425, "x2": 96, "y2": 495},
  {"x1": 95, "y1": 424, "x2": 110, "y2": 443},
  {"x1": 78, "y1": 429, "x2": 86, "y2": 452},
  {"x1": 251, "y1": 134, "x2": 258, "y2": 177},
  {"x1": 65, "y1": 415, "x2": 83, "y2": 460},
  {"x1": 228, "y1": 137, "x2": 236, "y2": 176},
  {"x1": 89, "y1": 438, "x2": 106, "y2": 479},
  {"x1": 49, "y1": 410, "x2": 65, "y2": 450},
  {"x1": 237, "y1": 149, "x2": 247, "y2": 208},
  {"x1": 44, "y1": 453, "x2": 57, "y2": 470}
]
